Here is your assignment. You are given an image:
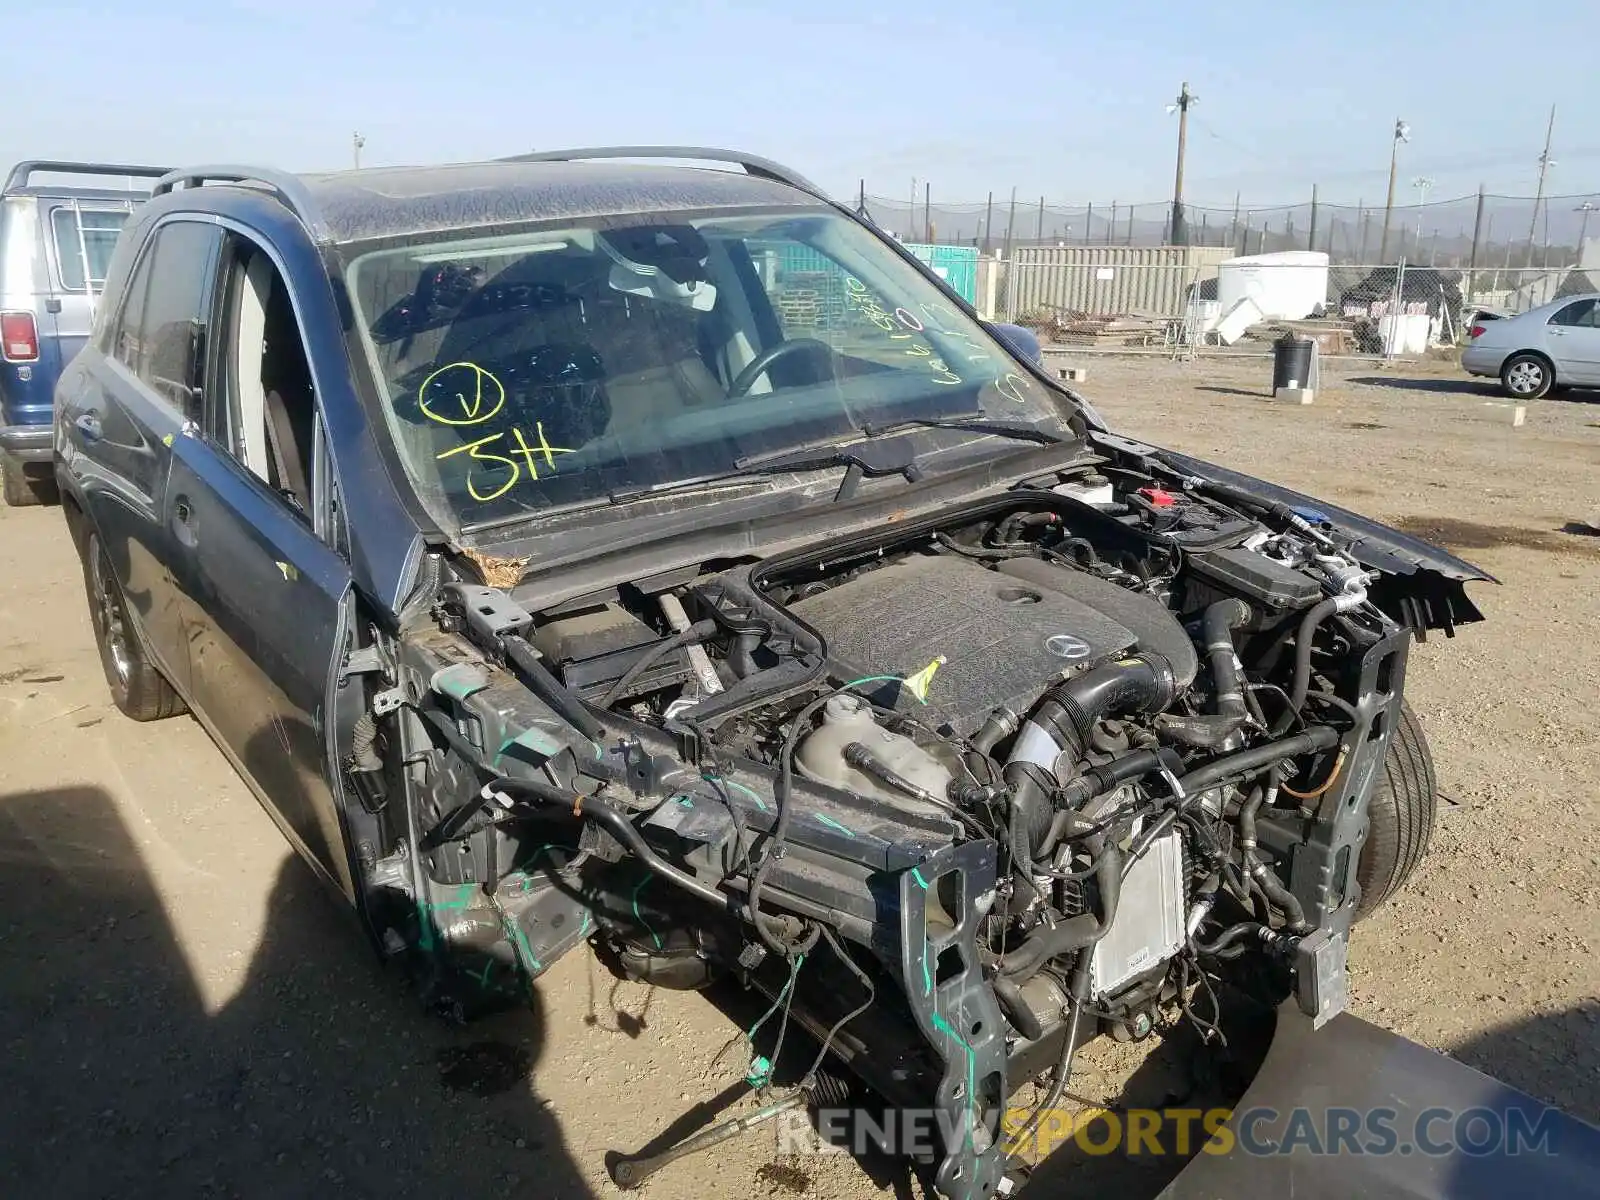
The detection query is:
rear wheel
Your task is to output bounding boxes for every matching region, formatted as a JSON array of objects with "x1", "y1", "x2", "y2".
[
  {"x1": 1355, "y1": 701, "x2": 1436, "y2": 918},
  {"x1": 82, "y1": 532, "x2": 186, "y2": 721},
  {"x1": 1, "y1": 454, "x2": 56, "y2": 507},
  {"x1": 1500, "y1": 352, "x2": 1553, "y2": 400}
]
